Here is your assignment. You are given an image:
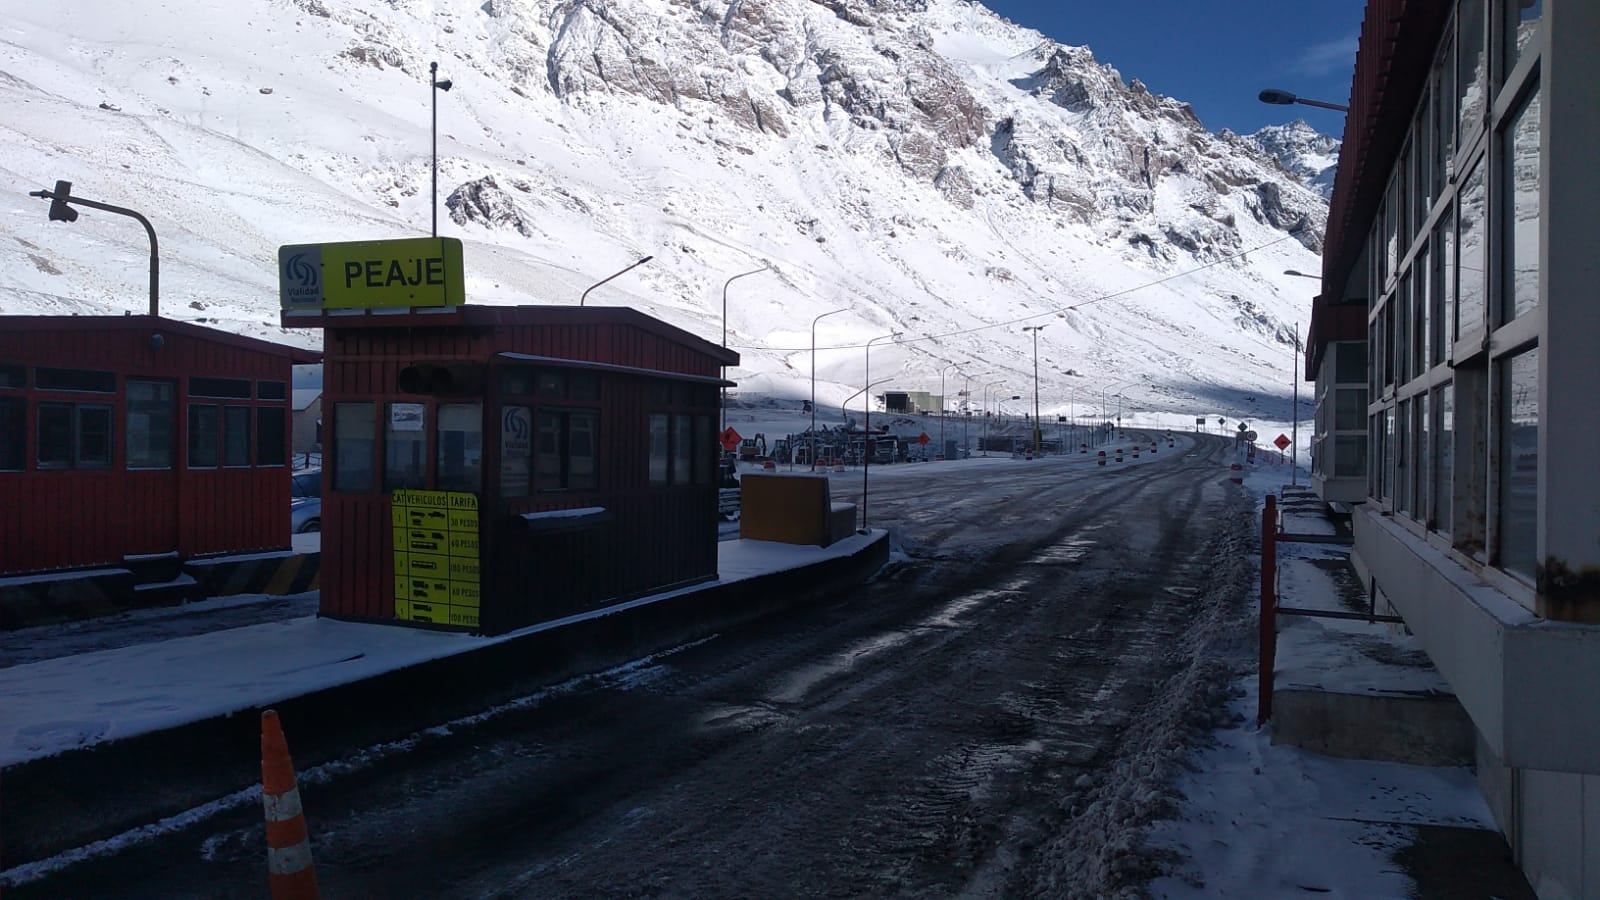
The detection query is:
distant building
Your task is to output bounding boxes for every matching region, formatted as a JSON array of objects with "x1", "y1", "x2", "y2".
[
  {"x1": 1306, "y1": 2, "x2": 1599, "y2": 896},
  {"x1": 879, "y1": 391, "x2": 943, "y2": 415},
  {"x1": 291, "y1": 388, "x2": 321, "y2": 457}
]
